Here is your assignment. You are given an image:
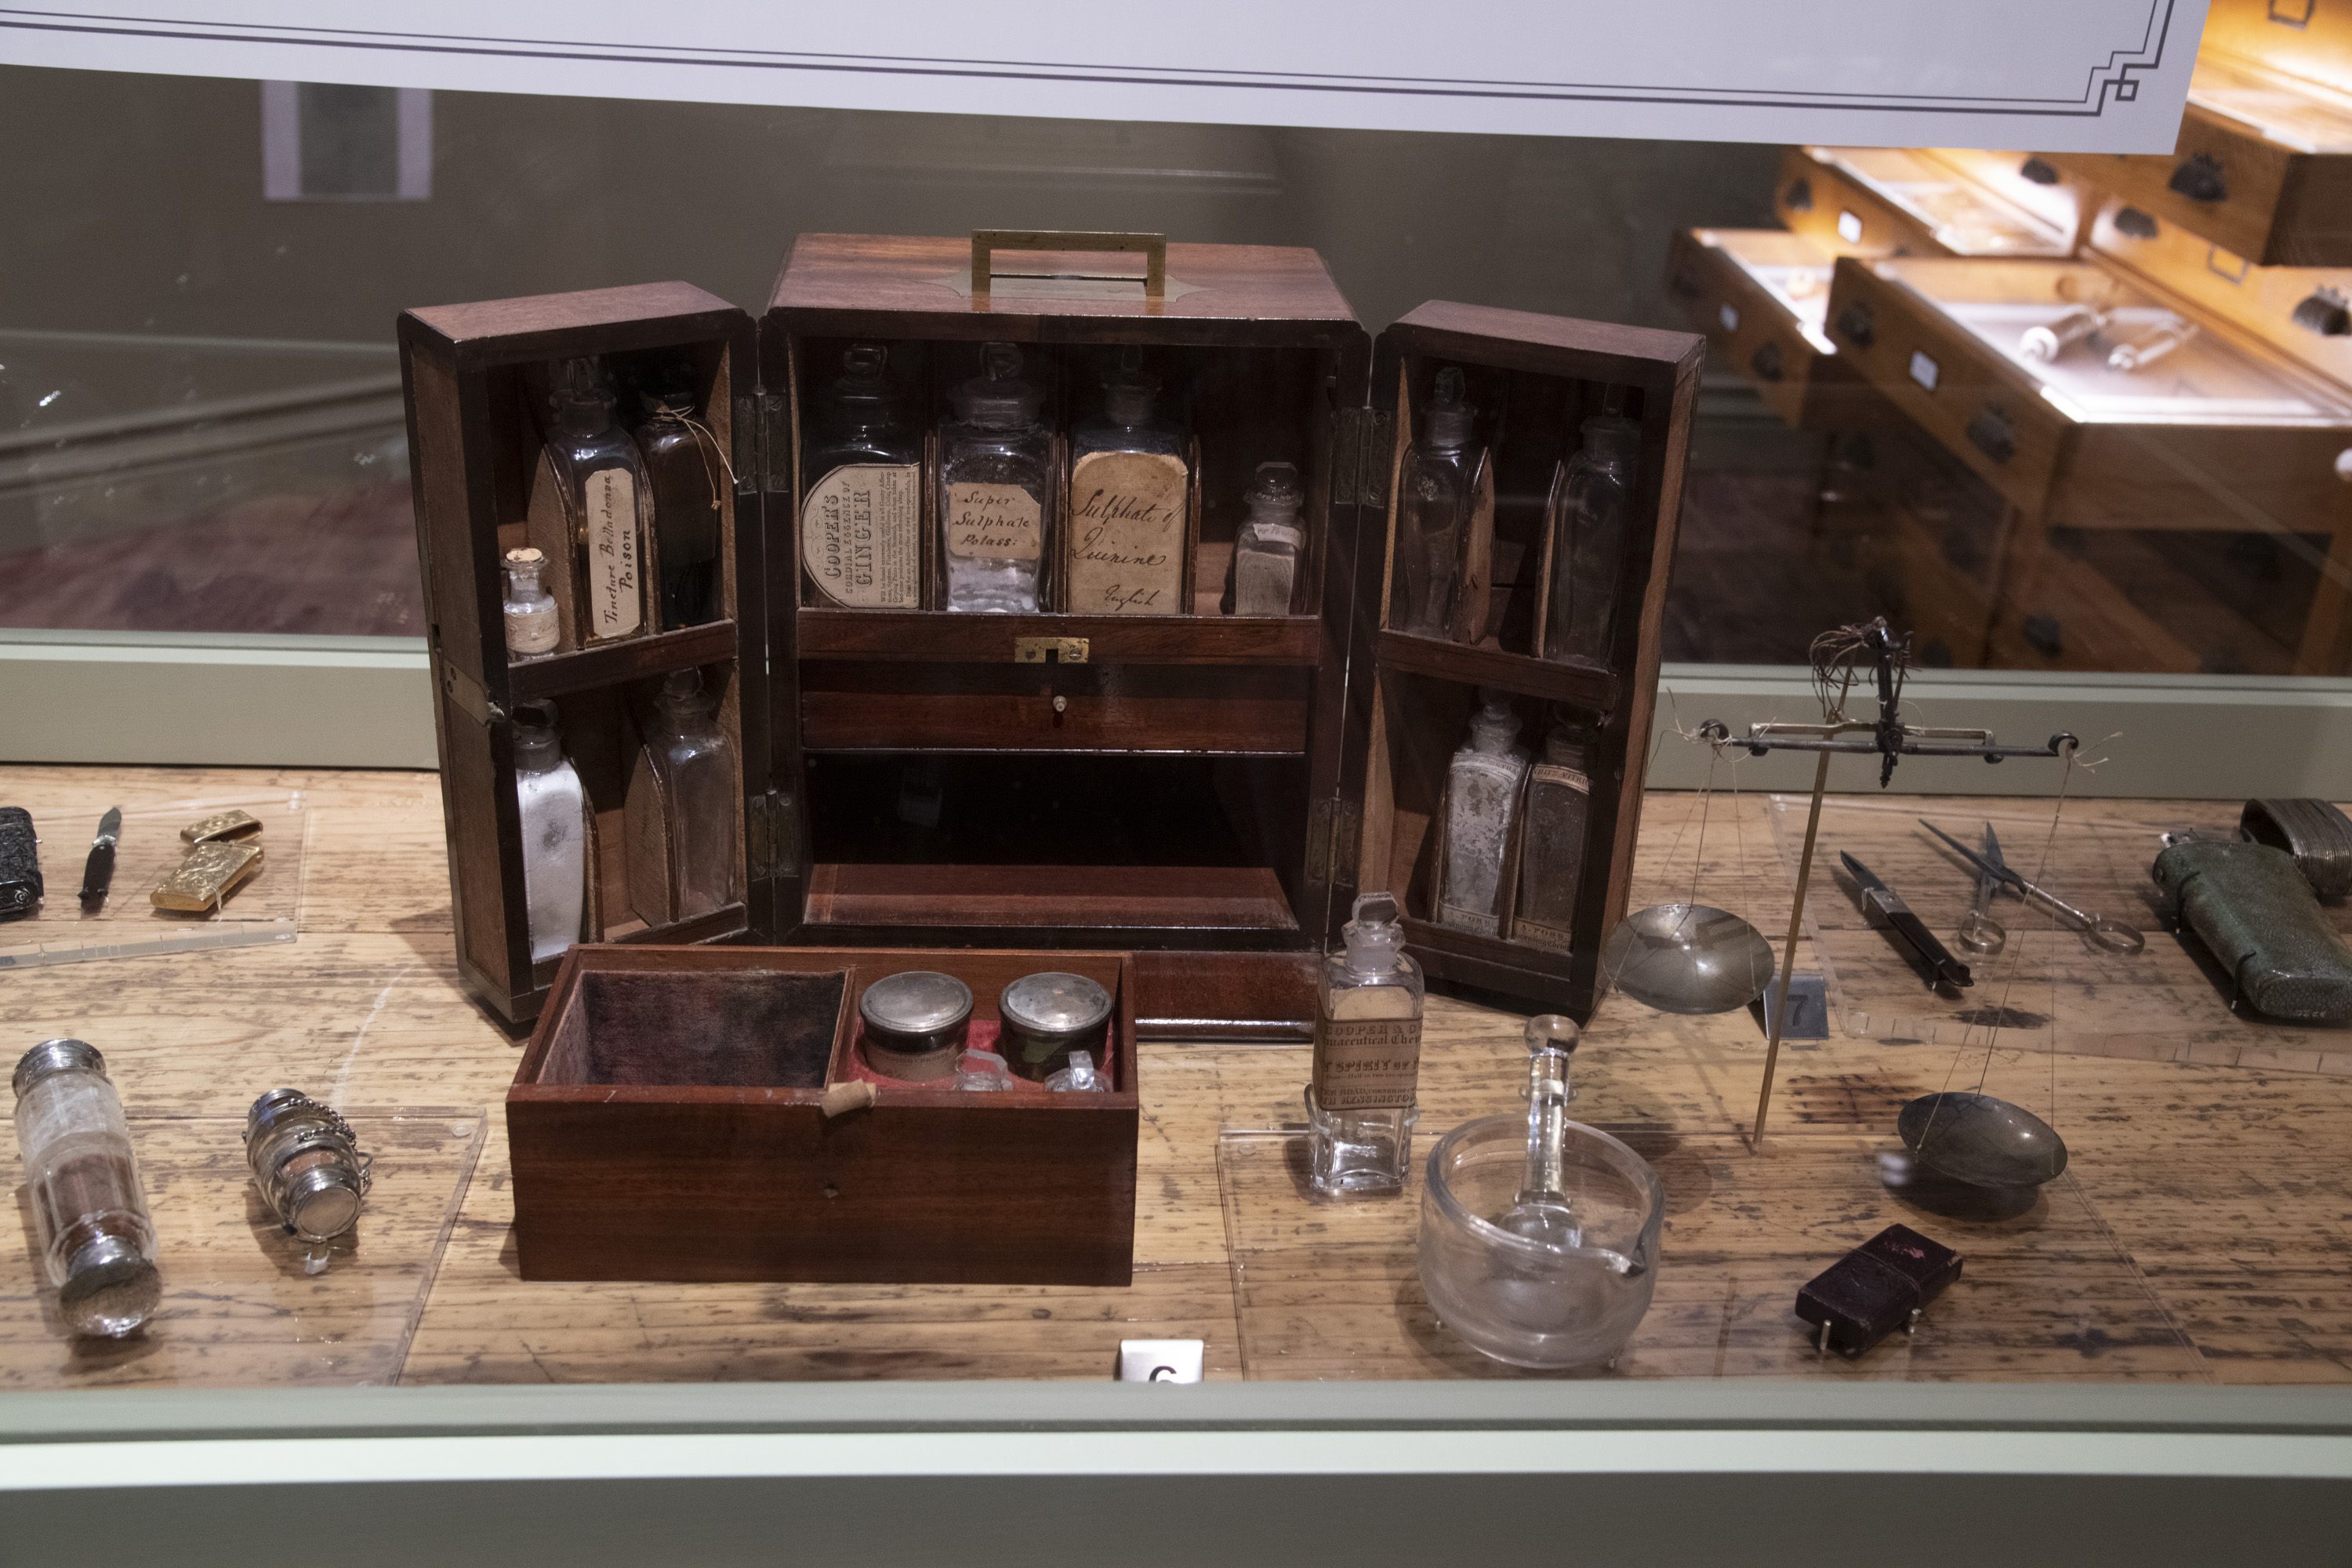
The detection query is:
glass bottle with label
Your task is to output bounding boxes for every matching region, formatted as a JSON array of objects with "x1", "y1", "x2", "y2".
[
  {"x1": 1513, "y1": 715, "x2": 1594, "y2": 953},
  {"x1": 938, "y1": 343, "x2": 1052, "y2": 613},
  {"x1": 502, "y1": 546, "x2": 559, "y2": 659},
  {"x1": 546, "y1": 357, "x2": 652, "y2": 646},
  {"x1": 13, "y1": 1039, "x2": 161, "y2": 1338},
  {"x1": 642, "y1": 668, "x2": 739, "y2": 921},
  {"x1": 1307, "y1": 891, "x2": 1426, "y2": 1196},
  {"x1": 1544, "y1": 397, "x2": 1637, "y2": 670},
  {"x1": 1396, "y1": 366, "x2": 1479, "y2": 637},
  {"x1": 632, "y1": 372, "x2": 724, "y2": 631},
  {"x1": 802, "y1": 344, "x2": 923, "y2": 610},
  {"x1": 1435, "y1": 689, "x2": 1530, "y2": 936},
  {"x1": 1067, "y1": 347, "x2": 1189, "y2": 615},
  {"x1": 1228, "y1": 460, "x2": 1304, "y2": 616},
  {"x1": 512, "y1": 699, "x2": 588, "y2": 964}
]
